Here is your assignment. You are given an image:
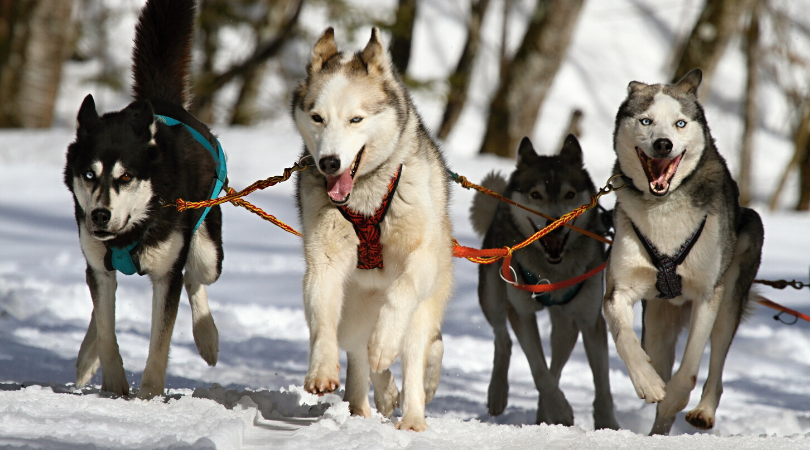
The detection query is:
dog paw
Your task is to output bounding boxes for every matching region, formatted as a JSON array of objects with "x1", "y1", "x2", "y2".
[
  {"x1": 396, "y1": 415, "x2": 428, "y2": 432},
  {"x1": 100, "y1": 366, "x2": 130, "y2": 397},
  {"x1": 136, "y1": 380, "x2": 164, "y2": 400},
  {"x1": 367, "y1": 328, "x2": 403, "y2": 373},
  {"x1": 193, "y1": 315, "x2": 219, "y2": 366},
  {"x1": 657, "y1": 377, "x2": 693, "y2": 418},
  {"x1": 537, "y1": 388, "x2": 574, "y2": 426},
  {"x1": 685, "y1": 407, "x2": 715, "y2": 430},
  {"x1": 76, "y1": 356, "x2": 101, "y2": 388},
  {"x1": 628, "y1": 362, "x2": 666, "y2": 403},
  {"x1": 373, "y1": 376, "x2": 400, "y2": 418},
  {"x1": 487, "y1": 381, "x2": 509, "y2": 416},
  {"x1": 304, "y1": 363, "x2": 341, "y2": 395},
  {"x1": 349, "y1": 402, "x2": 372, "y2": 418}
]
